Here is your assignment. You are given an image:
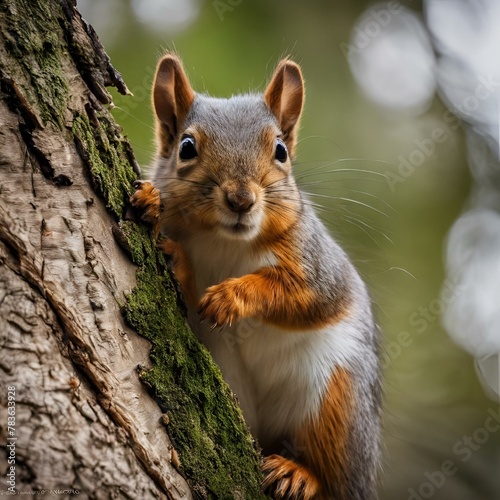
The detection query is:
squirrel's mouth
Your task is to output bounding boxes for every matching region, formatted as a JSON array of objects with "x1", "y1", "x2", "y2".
[
  {"x1": 218, "y1": 220, "x2": 259, "y2": 241},
  {"x1": 223, "y1": 221, "x2": 253, "y2": 234},
  {"x1": 217, "y1": 207, "x2": 264, "y2": 241}
]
